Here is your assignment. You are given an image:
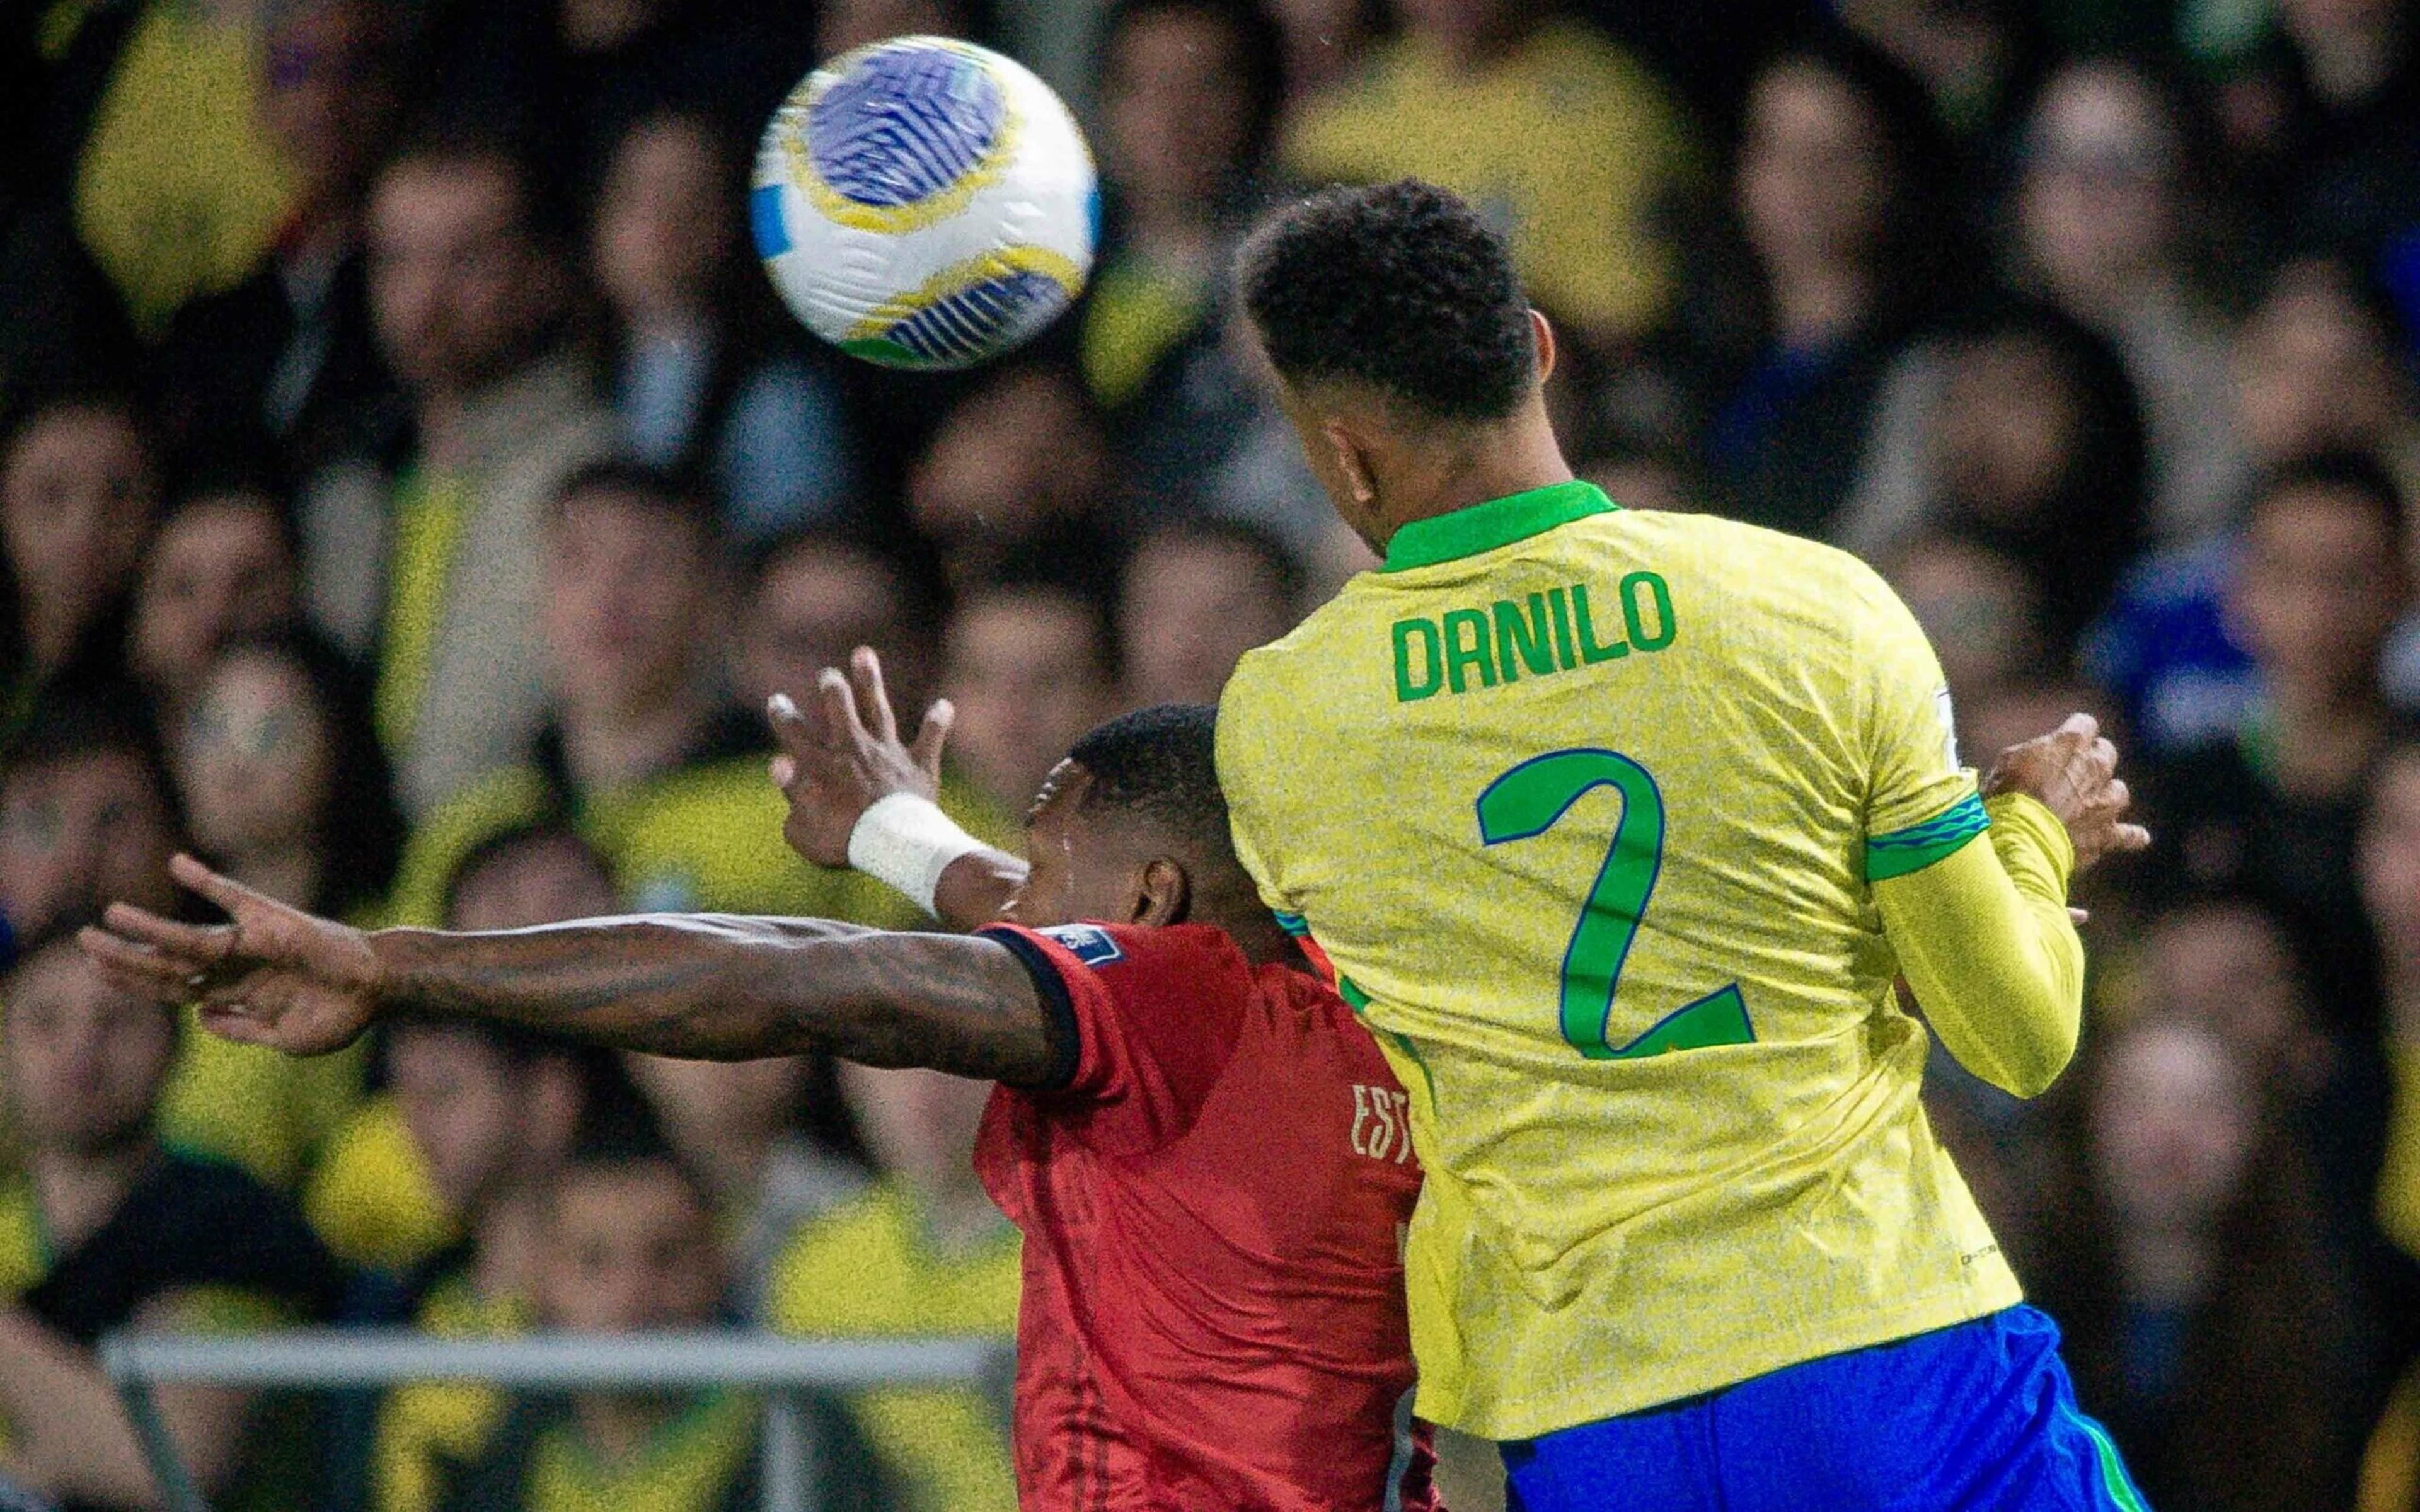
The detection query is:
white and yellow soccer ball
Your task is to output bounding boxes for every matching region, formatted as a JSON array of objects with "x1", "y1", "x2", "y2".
[{"x1": 750, "y1": 35, "x2": 1097, "y2": 370}]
